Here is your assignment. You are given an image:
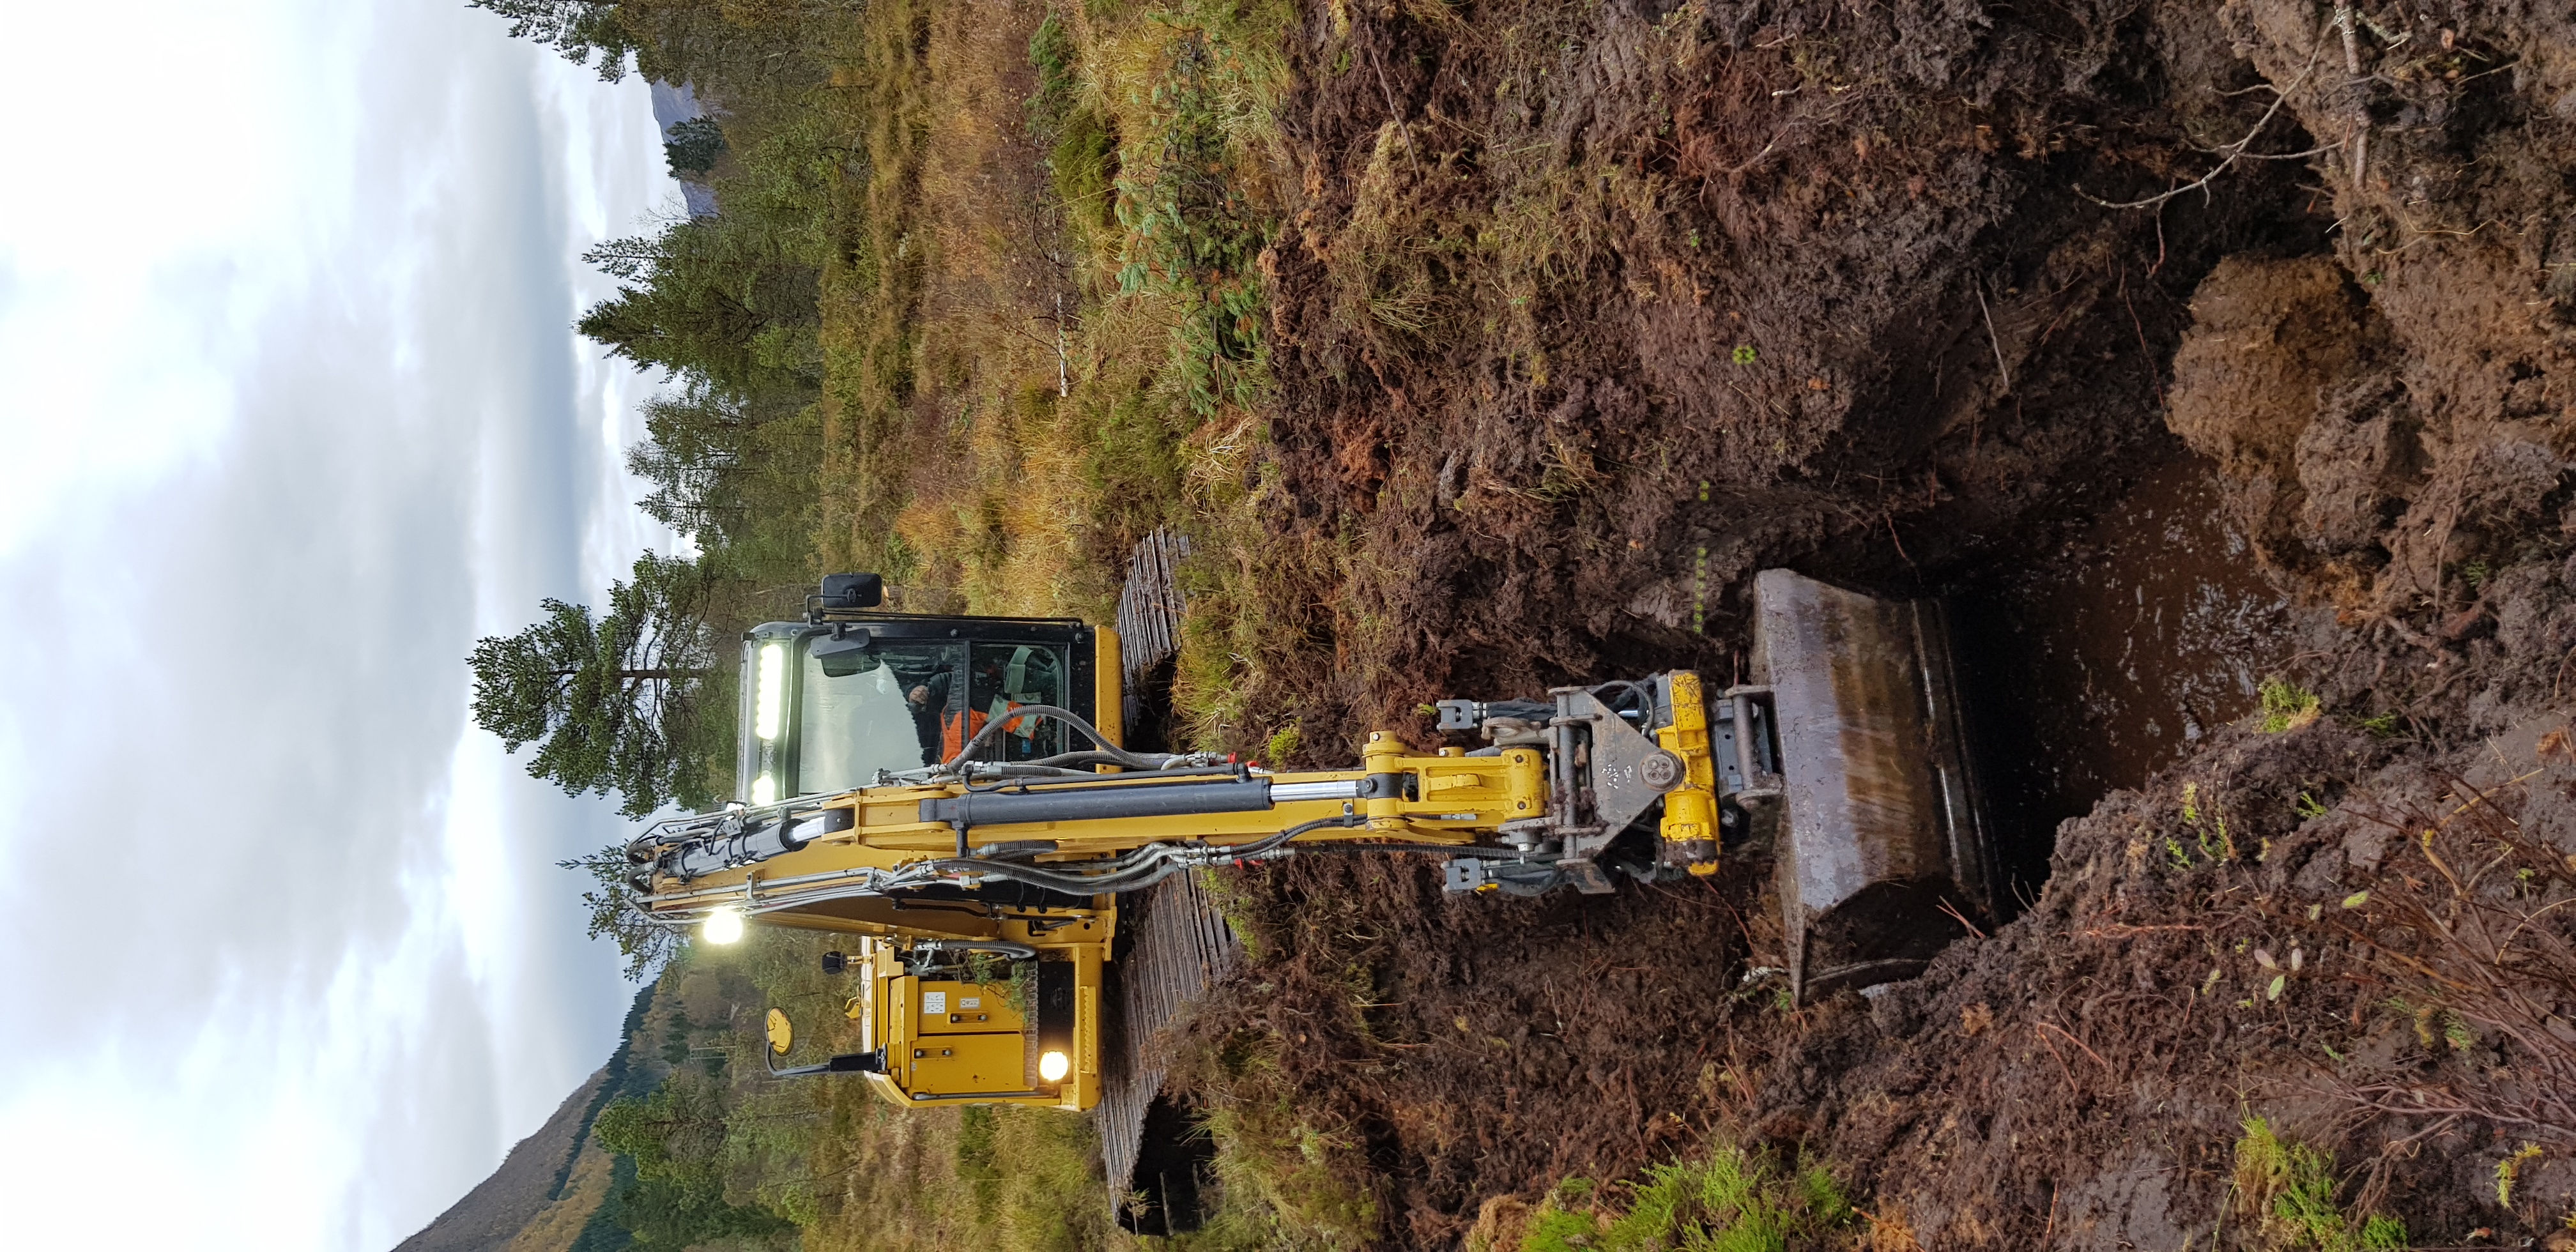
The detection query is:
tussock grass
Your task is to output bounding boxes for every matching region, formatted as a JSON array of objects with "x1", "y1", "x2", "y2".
[
  {"x1": 1515, "y1": 1143, "x2": 1857, "y2": 1252},
  {"x1": 2258, "y1": 678, "x2": 2322, "y2": 733},
  {"x1": 1173, "y1": 1028, "x2": 1382, "y2": 1248},
  {"x1": 790, "y1": 0, "x2": 1298, "y2": 634}
]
